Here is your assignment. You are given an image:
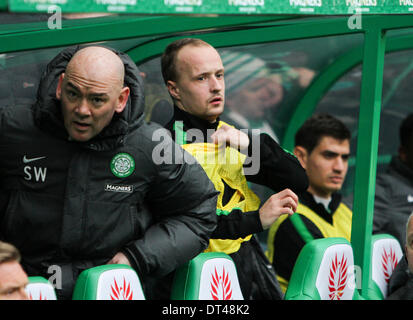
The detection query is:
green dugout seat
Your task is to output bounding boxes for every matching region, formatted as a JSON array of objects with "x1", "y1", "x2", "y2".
[
  {"x1": 72, "y1": 264, "x2": 145, "y2": 300},
  {"x1": 26, "y1": 276, "x2": 57, "y2": 300},
  {"x1": 285, "y1": 237, "x2": 363, "y2": 300},
  {"x1": 366, "y1": 234, "x2": 403, "y2": 300},
  {"x1": 171, "y1": 252, "x2": 243, "y2": 300}
]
